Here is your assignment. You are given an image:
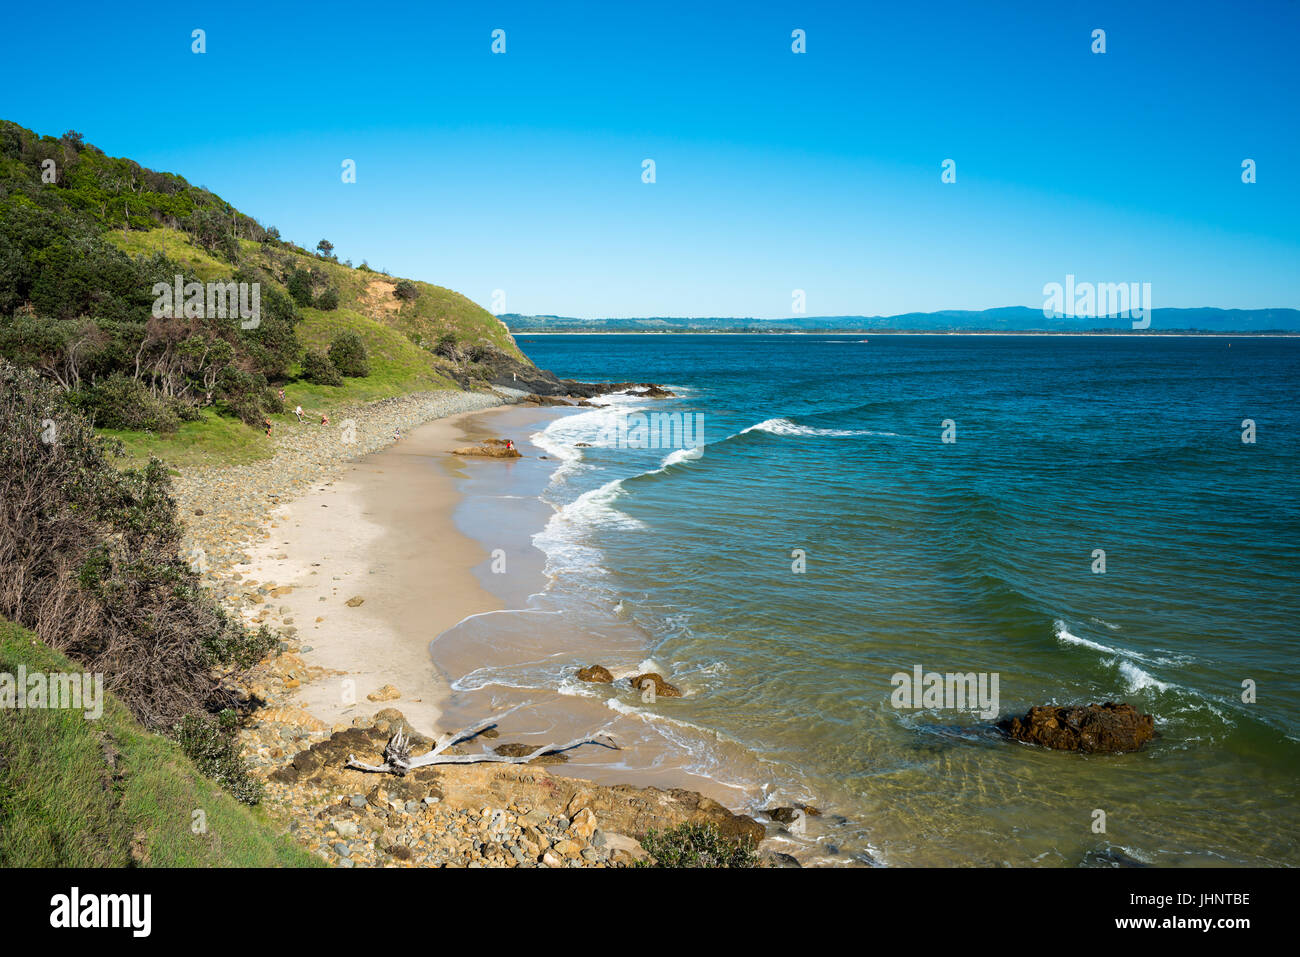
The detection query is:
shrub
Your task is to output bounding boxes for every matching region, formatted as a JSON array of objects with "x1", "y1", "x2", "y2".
[
  {"x1": 394, "y1": 279, "x2": 419, "y2": 301},
  {"x1": 635, "y1": 823, "x2": 761, "y2": 868},
  {"x1": 216, "y1": 367, "x2": 273, "y2": 426},
  {"x1": 174, "y1": 711, "x2": 263, "y2": 805},
  {"x1": 327, "y1": 331, "x2": 369, "y2": 377},
  {"x1": 315, "y1": 286, "x2": 340, "y2": 311},
  {"x1": 0, "y1": 360, "x2": 278, "y2": 730},
  {"x1": 83, "y1": 373, "x2": 179, "y2": 433},
  {"x1": 434, "y1": 331, "x2": 461, "y2": 361},
  {"x1": 300, "y1": 348, "x2": 341, "y2": 385},
  {"x1": 285, "y1": 268, "x2": 314, "y2": 307}
]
